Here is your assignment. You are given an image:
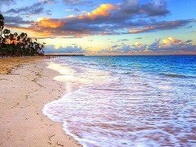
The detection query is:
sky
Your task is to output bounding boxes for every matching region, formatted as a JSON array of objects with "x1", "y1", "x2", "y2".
[{"x1": 0, "y1": 0, "x2": 196, "y2": 55}]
